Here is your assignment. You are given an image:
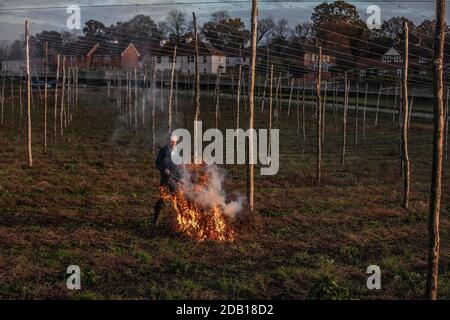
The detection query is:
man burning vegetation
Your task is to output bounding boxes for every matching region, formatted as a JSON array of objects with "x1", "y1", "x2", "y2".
[
  {"x1": 153, "y1": 135, "x2": 183, "y2": 226},
  {"x1": 153, "y1": 135, "x2": 239, "y2": 242}
]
